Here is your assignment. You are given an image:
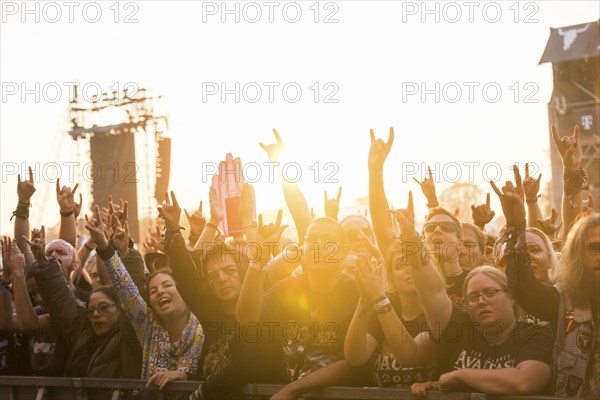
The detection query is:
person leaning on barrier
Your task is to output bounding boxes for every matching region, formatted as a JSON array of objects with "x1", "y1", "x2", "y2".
[
  {"x1": 505, "y1": 124, "x2": 600, "y2": 397},
  {"x1": 86, "y1": 199, "x2": 204, "y2": 390},
  {"x1": 381, "y1": 198, "x2": 554, "y2": 397},
  {"x1": 23, "y1": 232, "x2": 141, "y2": 378},
  {"x1": 345, "y1": 193, "x2": 438, "y2": 390},
  {"x1": 236, "y1": 217, "x2": 368, "y2": 399}
]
